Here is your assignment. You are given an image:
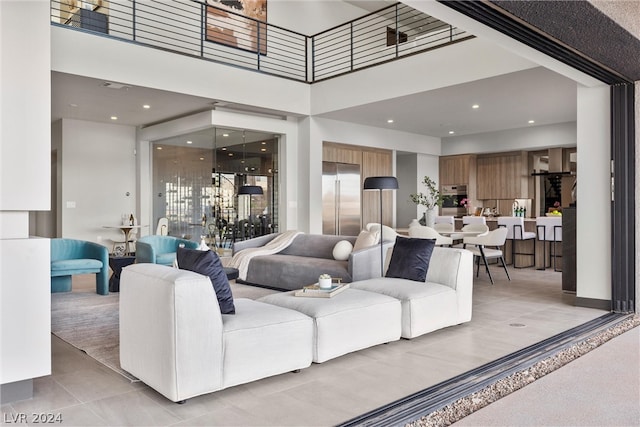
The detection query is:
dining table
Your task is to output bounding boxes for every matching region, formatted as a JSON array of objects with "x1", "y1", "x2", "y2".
[{"x1": 103, "y1": 224, "x2": 144, "y2": 255}]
